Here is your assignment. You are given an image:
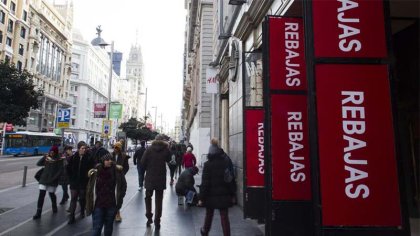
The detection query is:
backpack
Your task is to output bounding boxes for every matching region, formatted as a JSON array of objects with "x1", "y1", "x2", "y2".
[
  {"x1": 223, "y1": 153, "x2": 234, "y2": 183},
  {"x1": 170, "y1": 154, "x2": 177, "y2": 165}
]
